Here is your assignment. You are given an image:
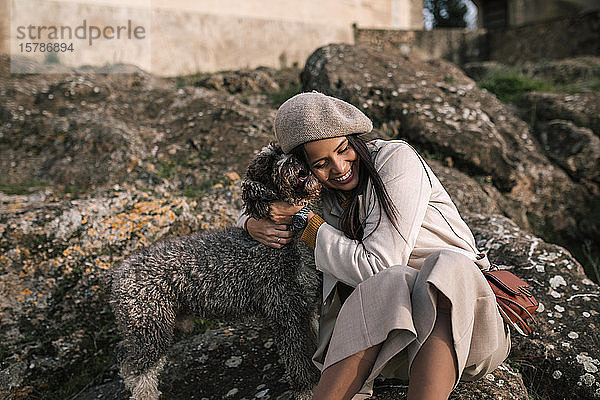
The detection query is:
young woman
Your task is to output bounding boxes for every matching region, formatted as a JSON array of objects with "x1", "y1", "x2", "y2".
[{"x1": 236, "y1": 91, "x2": 511, "y2": 400}]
